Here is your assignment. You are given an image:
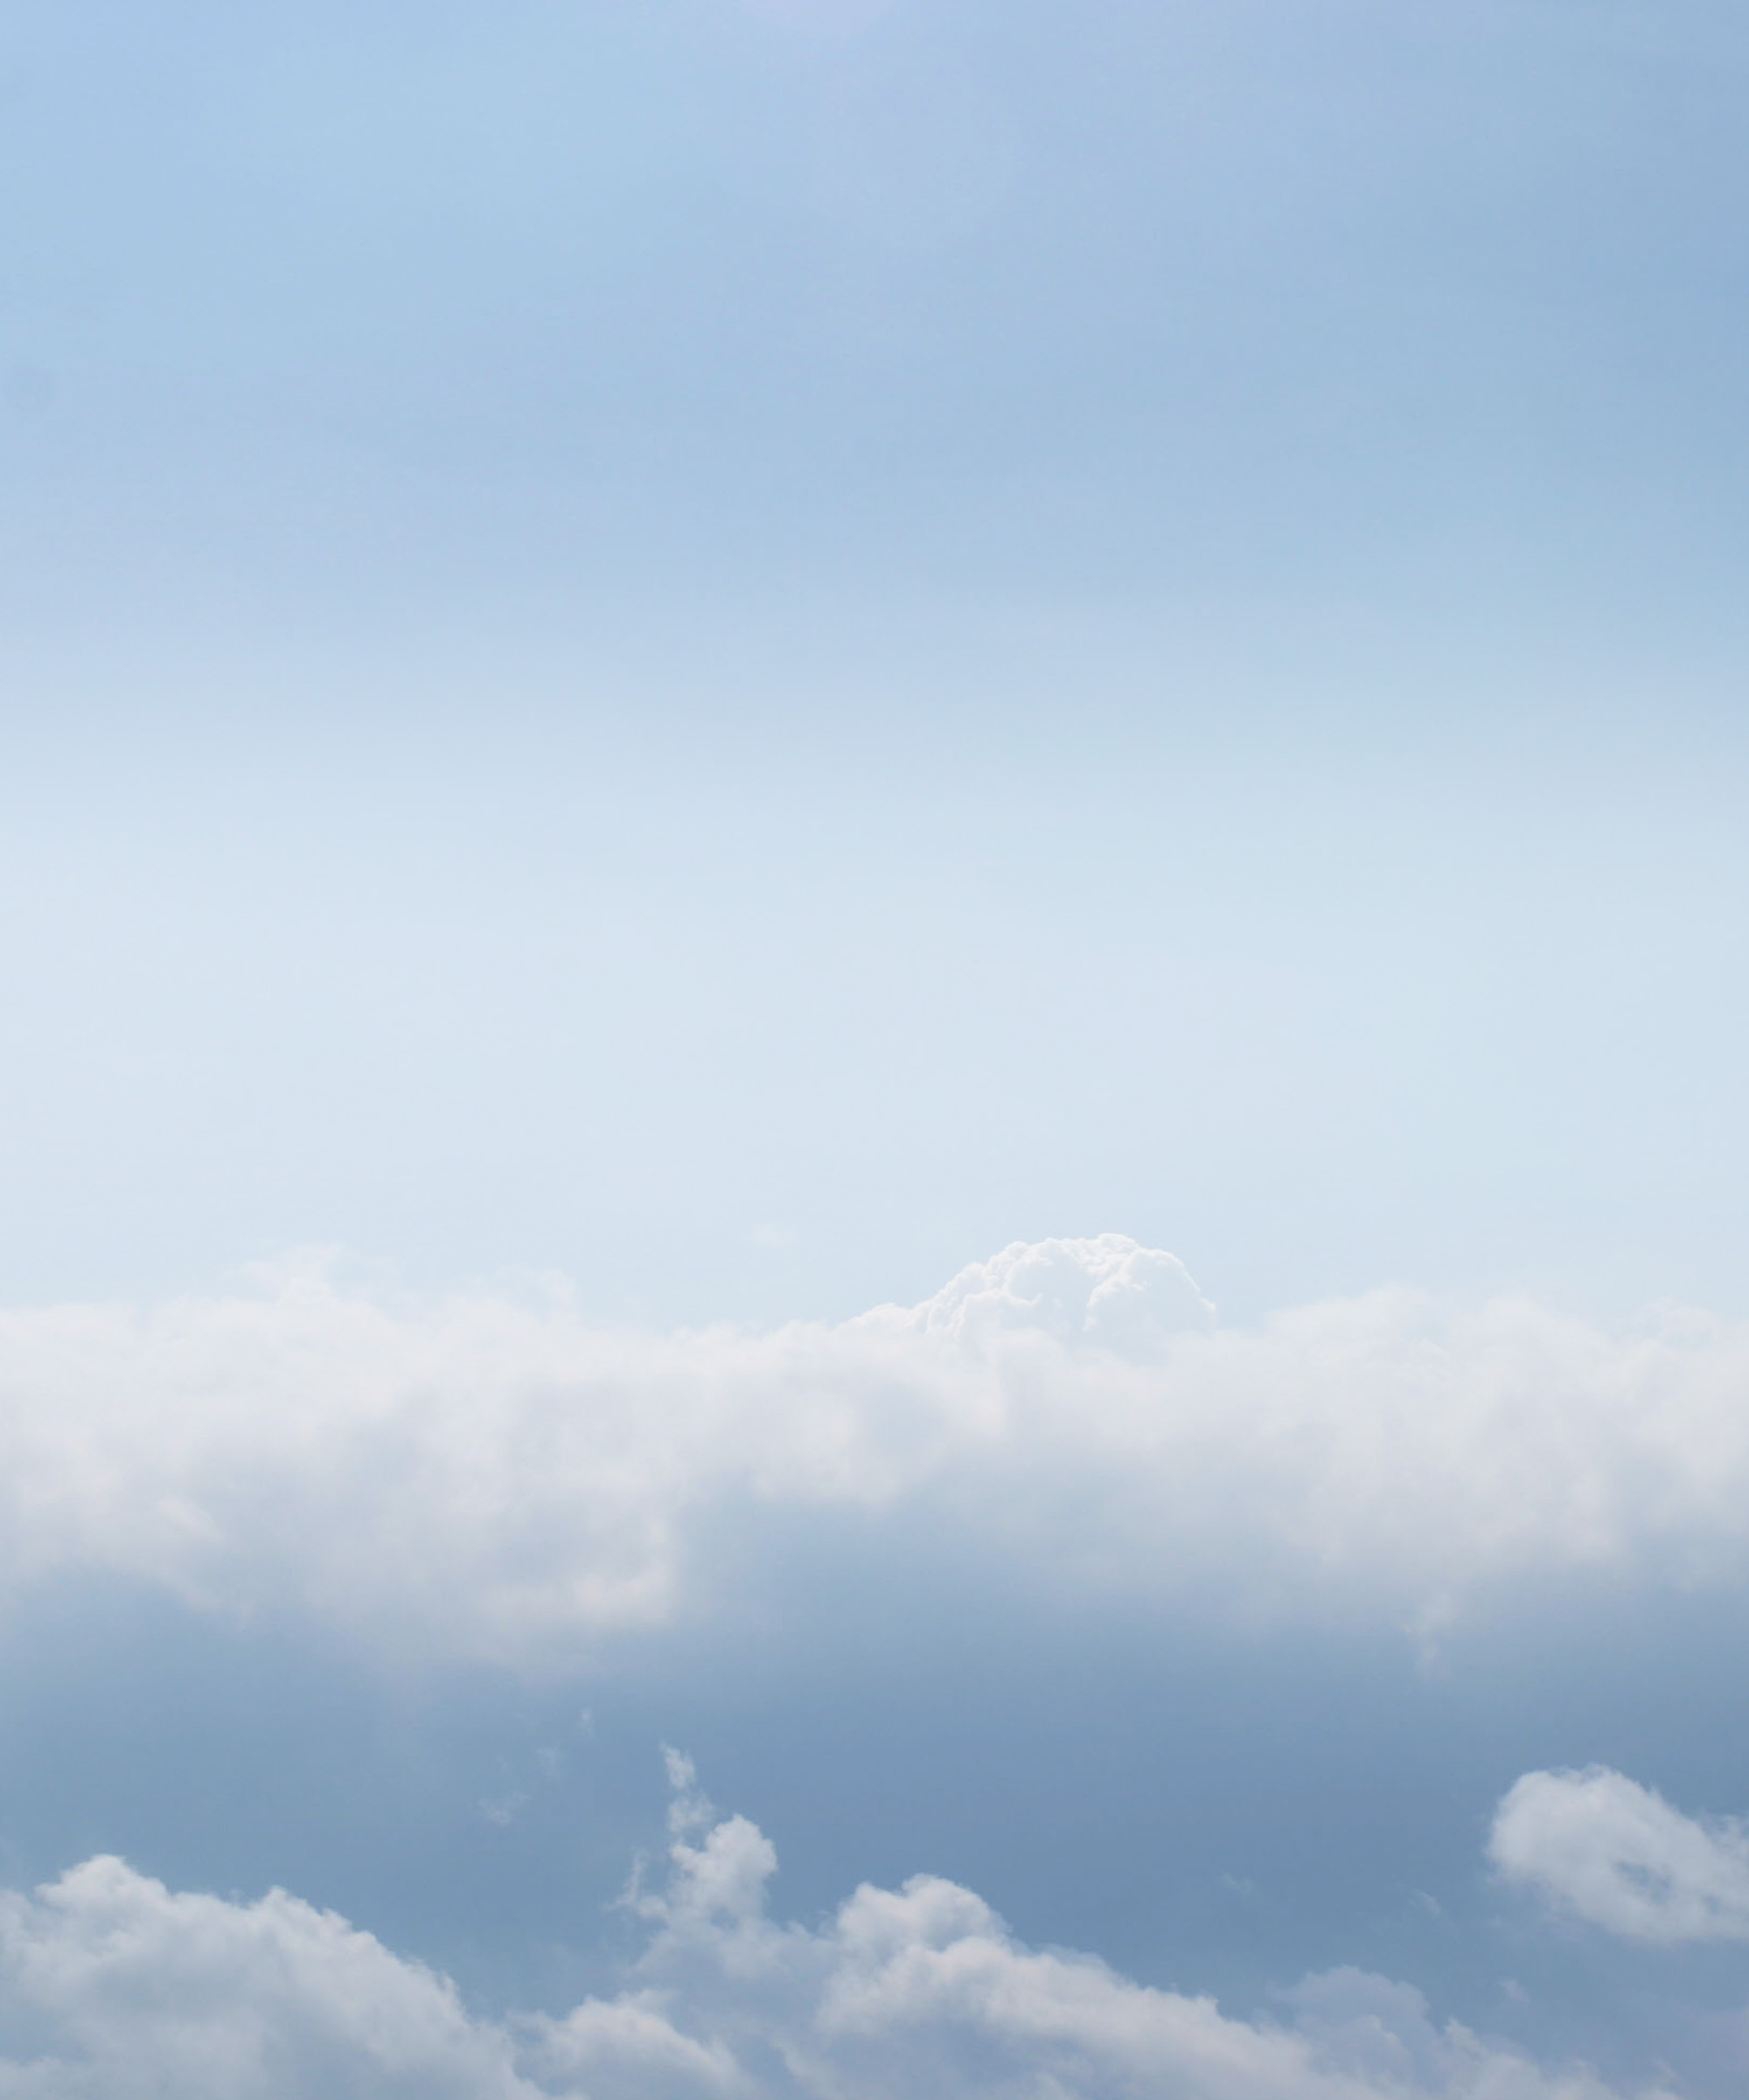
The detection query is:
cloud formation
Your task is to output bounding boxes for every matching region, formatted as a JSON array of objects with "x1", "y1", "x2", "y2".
[
  {"x1": 0, "y1": 1236, "x2": 1746, "y2": 1662},
  {"x1": 0, "y1": 1766, "x2": 1652, "y2": 2100},
  {"x1": 0, "y1": 1855, "x2": 526, "y2": 2098},
  {"x1": 1490, "y1": 1768, "x2": 1749, "y2": 1944}
]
